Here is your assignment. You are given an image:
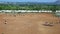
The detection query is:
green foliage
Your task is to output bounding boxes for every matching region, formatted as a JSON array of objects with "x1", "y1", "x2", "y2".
[{"x1": 0, "y1": 4, "x2": 60, "y2": 11}]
